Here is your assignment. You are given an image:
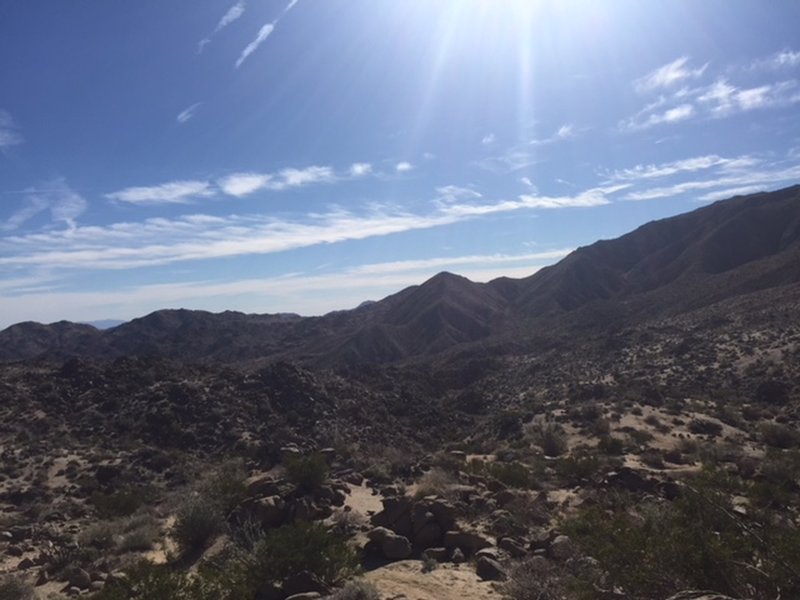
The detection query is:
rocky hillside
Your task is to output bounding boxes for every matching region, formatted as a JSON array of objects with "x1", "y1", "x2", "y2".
[{"x1": 1, "y1": 186, "x2": 799, "y2": 368}]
